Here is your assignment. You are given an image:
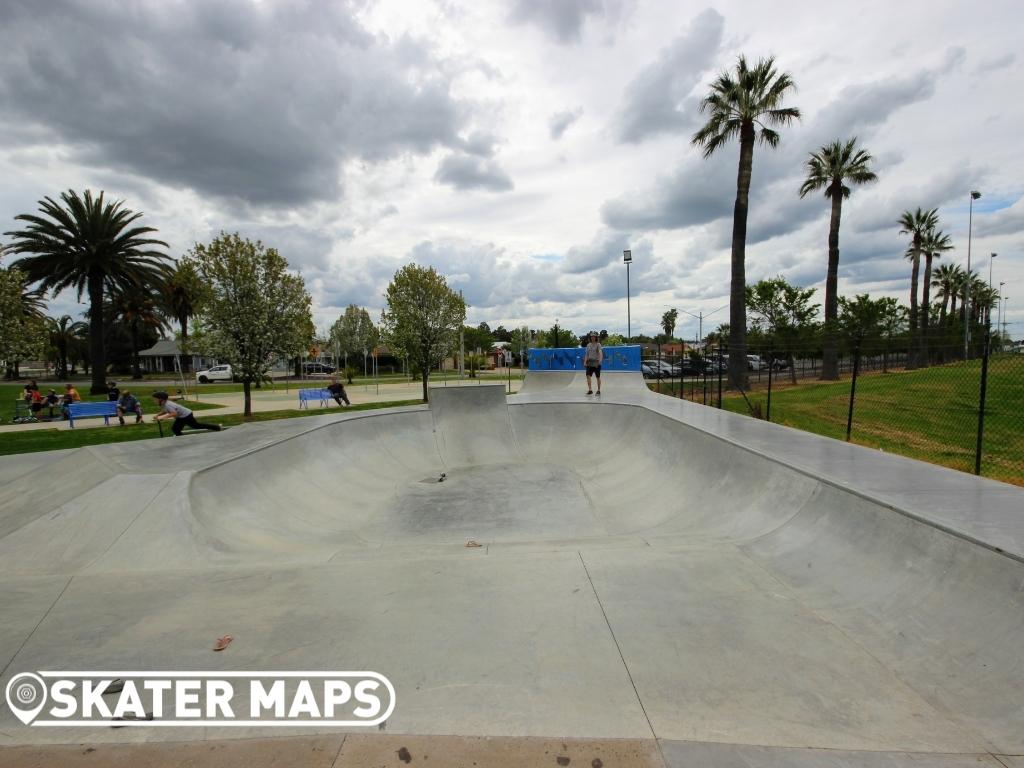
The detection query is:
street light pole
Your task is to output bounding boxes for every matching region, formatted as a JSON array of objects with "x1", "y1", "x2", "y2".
[
  {"x1": 965, "y1": 190, "x2": 981, "y2": 358},
  {"x1": 623, "y1": 250, "x2": 632, "y2": 340},
  {"x1": 988, "y1": 253, "x2": 997, "y2": 331}
]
